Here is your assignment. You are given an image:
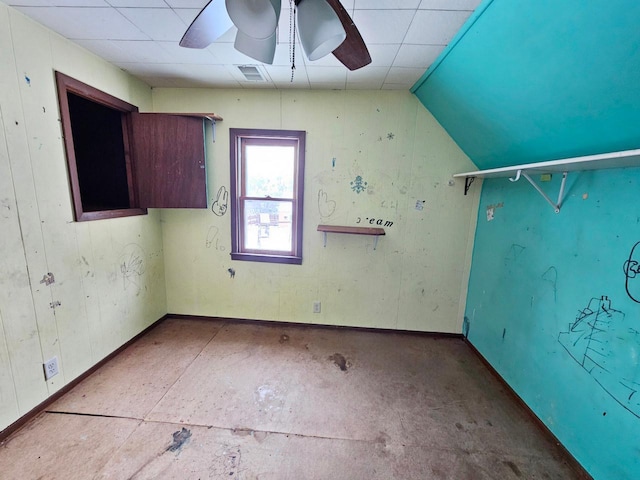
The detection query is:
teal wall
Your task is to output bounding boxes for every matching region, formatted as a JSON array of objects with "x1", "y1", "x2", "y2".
[
  {"x1": 412, "y1": 0, "x2": 640, "y2": 170},
  {"x1": 465, "y1": 170, "x2": 640, "y2": 479},
  {"x1": 412, "y1": 1, "x2": 640, "y2": 477}
]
